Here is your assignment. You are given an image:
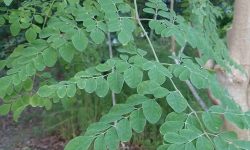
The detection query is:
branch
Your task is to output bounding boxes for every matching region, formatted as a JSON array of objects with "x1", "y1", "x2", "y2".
[
  {"x1": 133, "y1": 0, "x2": 160, "y2": 62},
  {"x1": 133, "y1": 0, "x2": 211, "y2": 141},
  {"x1": 173, "y1": 46, "x2": 208, "y2": 111},
  {"x1": 170, "y1": 0, "x2": 176, "y2": 53},
  {"x1": 107, "y1": 33, "x2": 116, "y2": 106}
]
